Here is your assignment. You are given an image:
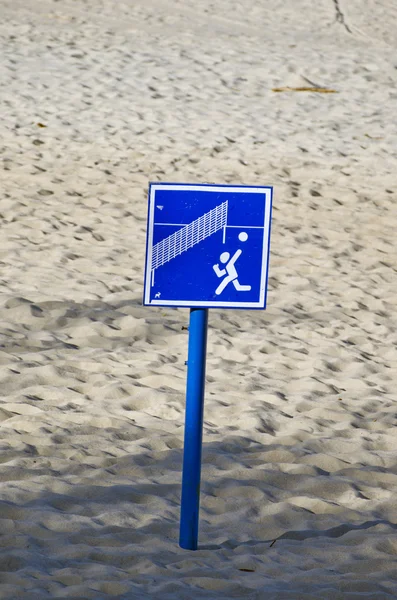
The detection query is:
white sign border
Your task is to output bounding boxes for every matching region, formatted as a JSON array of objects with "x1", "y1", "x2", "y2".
[{"x1": 143, "y1": 183, "x2": 273, "y2": 309}]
